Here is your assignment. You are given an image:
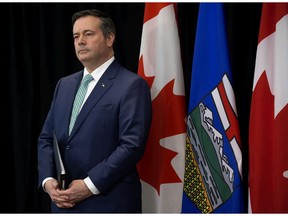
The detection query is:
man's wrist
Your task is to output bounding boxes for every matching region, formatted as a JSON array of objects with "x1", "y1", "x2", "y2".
[
  {"x1": 83, "y1": 177, "x2": 101, "y2": 195},
  {"x1": 42, "y1": 177, "x2": 54, "y2": 192}
]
